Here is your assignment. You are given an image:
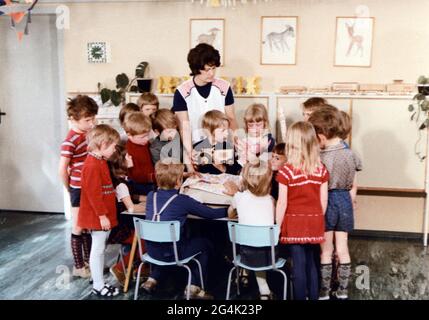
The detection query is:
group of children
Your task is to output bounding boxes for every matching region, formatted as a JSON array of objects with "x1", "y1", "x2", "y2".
[{"x1": 59, "y1": 93, "x2": 361, "y2": 300}]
